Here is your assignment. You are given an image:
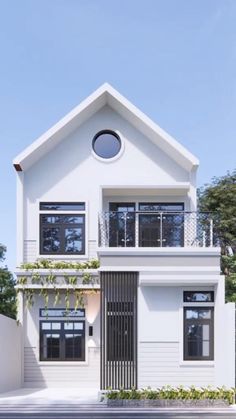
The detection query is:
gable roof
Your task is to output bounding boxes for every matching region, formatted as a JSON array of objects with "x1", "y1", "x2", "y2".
[{"x1": 13, "y1": 83, "x2": 199, "y2": 172}]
